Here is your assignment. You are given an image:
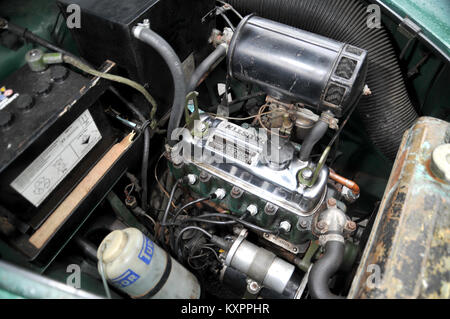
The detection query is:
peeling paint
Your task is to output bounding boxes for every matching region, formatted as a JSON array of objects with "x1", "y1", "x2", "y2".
[{"x1": 348, "y1": 117, "x2": 450, "y2": 299}]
